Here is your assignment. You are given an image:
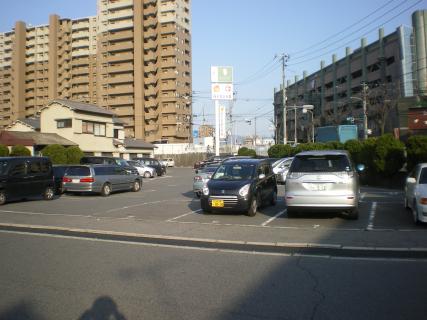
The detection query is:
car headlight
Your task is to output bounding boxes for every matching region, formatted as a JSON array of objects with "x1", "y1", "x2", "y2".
[
  {"x1": 239, "y1": 184, "x2": 250, "y2": 197},
  {"x1": 202, "y1": 186, "x2": 209, "y2": 196}
]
